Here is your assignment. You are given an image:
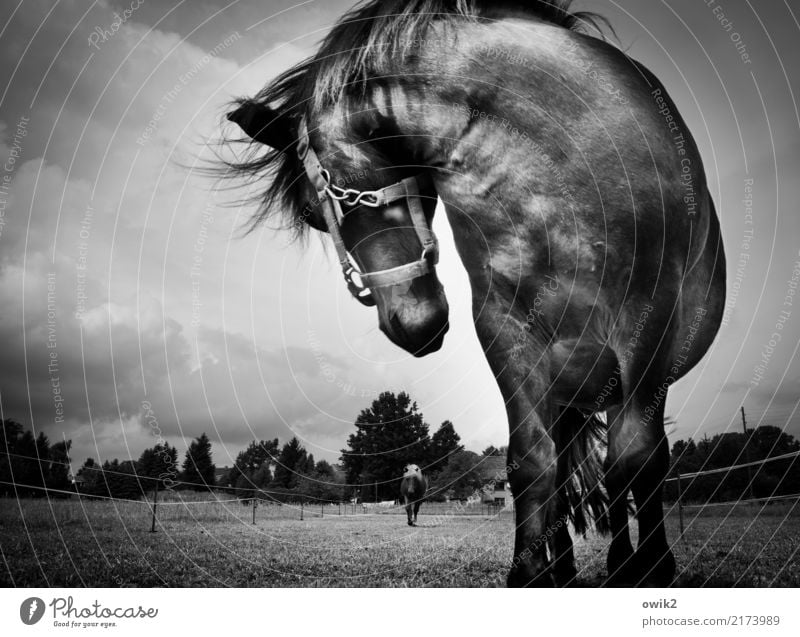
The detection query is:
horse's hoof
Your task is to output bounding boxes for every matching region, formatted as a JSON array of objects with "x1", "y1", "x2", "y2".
[
  {"x1": 606, "y1": 551, "x2": 675, "y2": 587},
  {"x1": 553, "y1": 567, "x2": 579, "y2": 588},
  {"x1": 605, "y1": 563, "x2": 638, "y2": 587},
  {"x1": 507, "y1": 567, "x2": 555, "y2": 588},
  {"x1": 407, "y1": 521, "x2": 414, "y2": 526},
  {"x1": 638, "y1": 552, "x2": 676, "y2": 587}
]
